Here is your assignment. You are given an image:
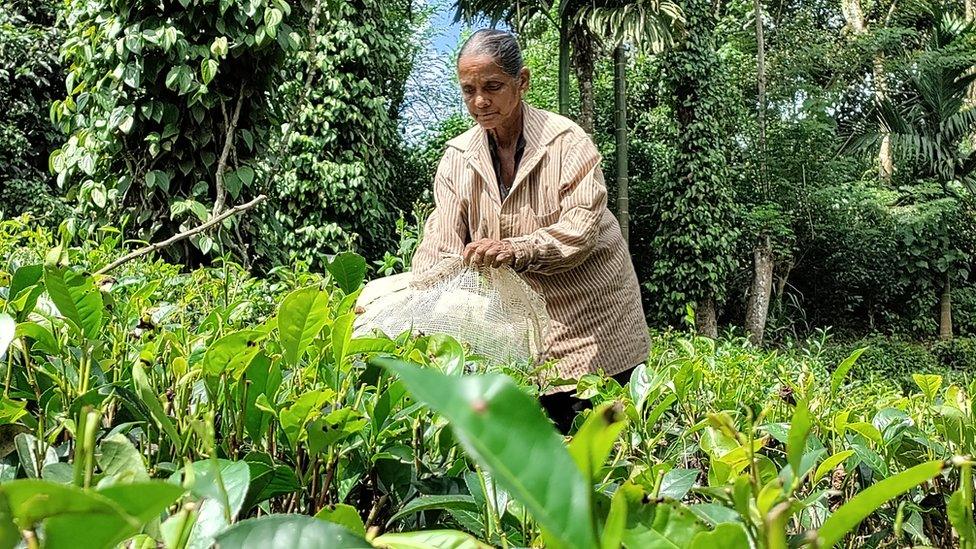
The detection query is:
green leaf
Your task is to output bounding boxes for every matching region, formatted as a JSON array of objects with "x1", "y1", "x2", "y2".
[
  {"x1": 386, "y1": 495, "x2": 480, "y2": 526},
  {"x1": 948, "y1": 490, "x2": 976, "y2": 545},
  {"x1": 913, "y1": 374, "x2": 942, "y2": 401},
  {"x1": 812, "y1": 450, "x2": 855, "y2": 485},
  {"x1": 314, "y1": 504, "x2": 365, "y2": 537},
  {"x1": 689, "y1": 523, "x2": 750, "y2": 549},
  {"x1": 327, "y1": 253, "x2": 367, "y2": 294},
  {"x1": 96, "y1": 481, "x2": 185, "y2": 524},
  {"x1": 280, "y1": 390, "x2": 331, "y2": 450},
  {"x1": 8, "y1": 264, "x2": 44, "y2": 316},
  {"x1": 15, "y1": 322, "x2": 58, "y2": 355},
  {"x1": 242, "y1": 453, "x2": 299, "y2": 511},
  {"x1": 0, "y1": 479, "x2": 178, "y2": 549},
  {"x1": 658, "y1": 468, "x2": 698, "y2": 500},
  {"x1": 0, "y1": 493, "x2": 21, "y2": 549},
  {"x1": 377, "y1": 358, "x2": 596, "y2": 549},
  {"x1": 202, "y1": 330, "x2": 263, "y2": 378},
  {"x1": 830, "y1": 347, "x2": 867, "y2": 397},
  {"x1": 0, "y1": 316, "x2": 13, "y2": 360},
  {"x1": 787, "y1": 400, "x2": 813, "y2": 478},
  {"x1": 817, "y1": 460, "x2": 944, "y2": 548},
  {"x1": 372, "y1": 530, "x2": 491, "y2": 549},
  {"x1": 96, "y1": 433, "x2": 149, "y2": 485},
  {"x1": 43, "y1": 266, "x2": 103, "y2": 339},
  {"x1": 601, "y1": 487, "x2": 628, "y2": 549},
  {"x1": 132, "y1": 361, "x2": 181, "y2": 449},
  {"x1": 201, "y1": 59, "x2": 219, "y2": 85},
  {"x1": 568, "y1": 402, "x2": 627, "y2": 482},
  {"x1": 277, "y1": 286, "x2": 330, "y2": 366},
  {"x1": 618, "y1": 488, "x2": 707, "y2": 549},
  {"x1": 426, "y1": 335, "x2": 465, "y2": 375},
  {"x1": 215, "y1": 514, "x2": 371, "y2": 548}
]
